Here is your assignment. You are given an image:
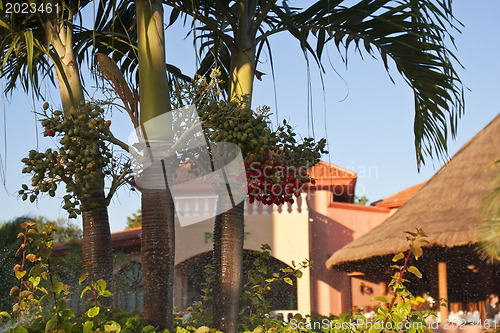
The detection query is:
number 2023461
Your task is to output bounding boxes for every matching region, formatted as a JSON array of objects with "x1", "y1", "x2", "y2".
[{"x1": 5, "y1": 2, "x2": 60, "y2": 14}]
